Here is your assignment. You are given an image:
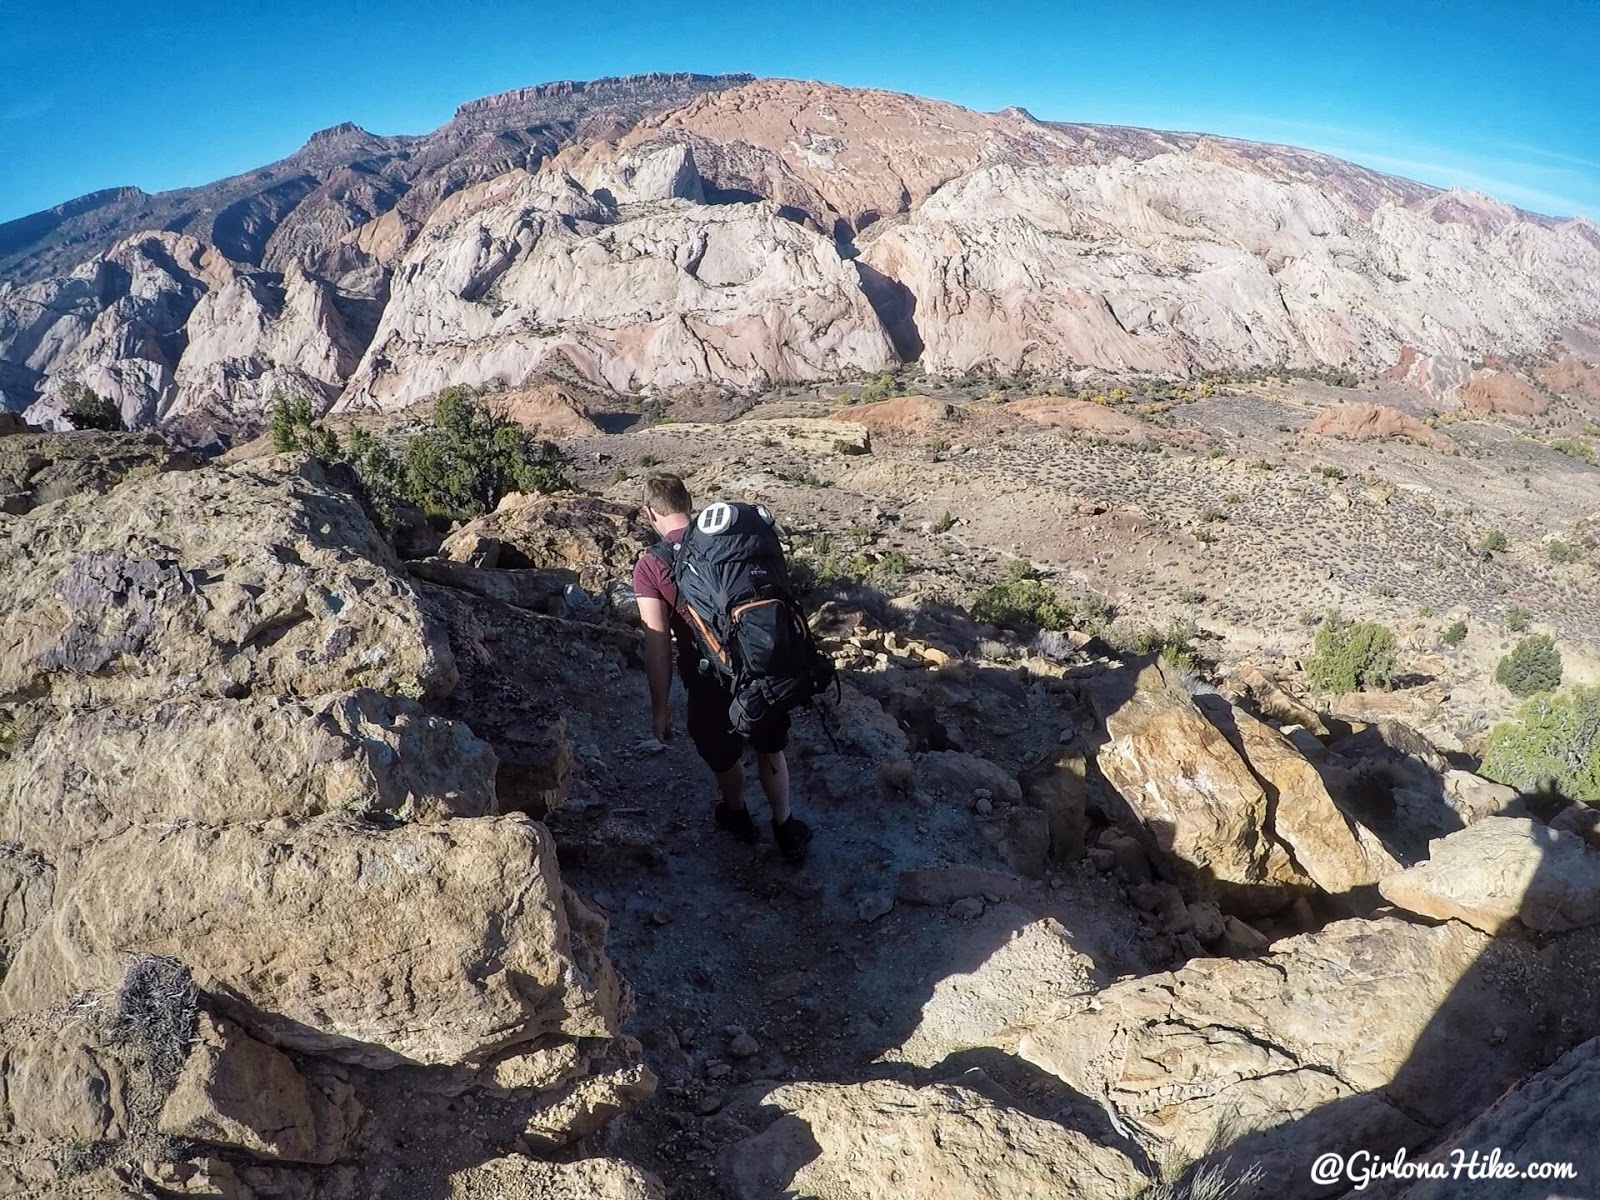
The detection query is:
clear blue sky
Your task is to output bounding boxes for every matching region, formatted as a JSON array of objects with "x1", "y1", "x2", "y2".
[{"x1": 1, "y1": 0, "x2": 1596, "y2": 224}]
